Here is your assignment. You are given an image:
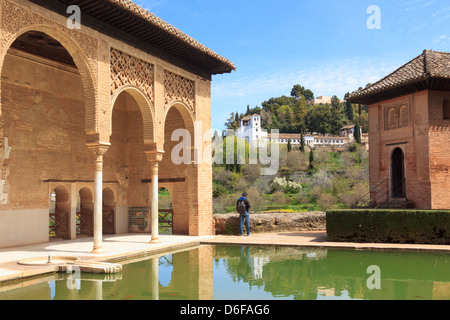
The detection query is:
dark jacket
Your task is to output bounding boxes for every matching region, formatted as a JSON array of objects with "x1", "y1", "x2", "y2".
[{"x1": 236, "y1": 196, "x2": 251, "y2": 214}]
